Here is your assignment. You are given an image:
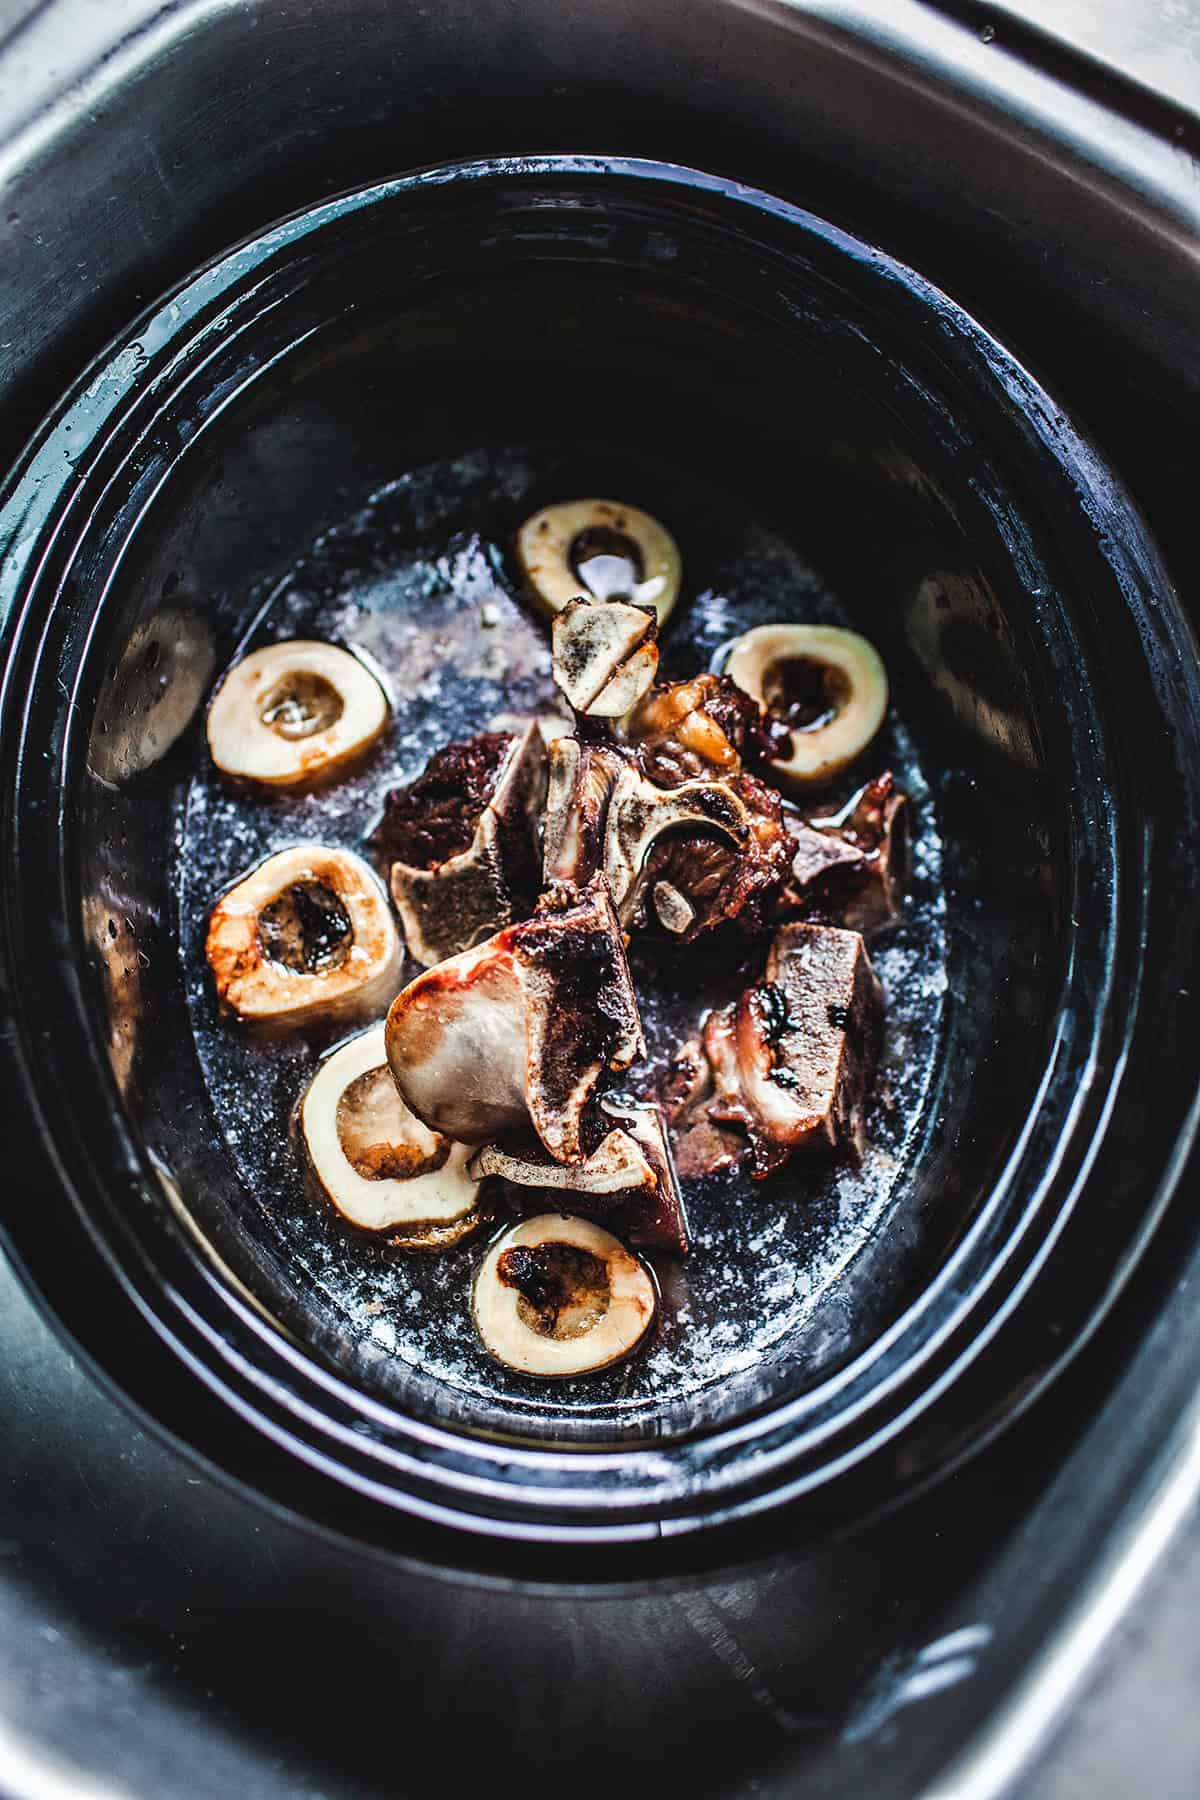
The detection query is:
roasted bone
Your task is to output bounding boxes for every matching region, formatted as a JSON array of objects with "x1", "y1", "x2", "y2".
[
  {"x1": 663, "y1": 922, "x2": 882, "y2": 1177},
  {"x1": 636, "y1": 770, "x2": 793, "y2": 942},
  {"x1": 602, "y1": 763, "x2": 753, "y2": 925},
  {"x1": 385, "y1": 876, "x2": 644, "y2": 1163},
  {"x1": 373, "y1": 722, "x2": 546, "y2": 967},
  {"x1": 543, "y1": 737, "x2": 790, "y2": 939},
  {"x1": 541, "y1": 737, "x2": 628, "y2": 887},
  {"x1": 206, "y1": 845, "x2": 401, "y2": 1027},
  {"x1": 605, "y1": 763, "x2": 791, "y2": 936},
  {"x1": 469, "y1": 1097, "x2": 689, "y2": 1254},
  {"x1": 552, "y1": 596, "x2": 659, "y2": 718}
]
